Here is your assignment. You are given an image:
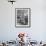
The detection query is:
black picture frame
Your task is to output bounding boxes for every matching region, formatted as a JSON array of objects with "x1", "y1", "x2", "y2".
[{"x1": 15, "y1": 8, "x2": 31, "y2": 28}]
